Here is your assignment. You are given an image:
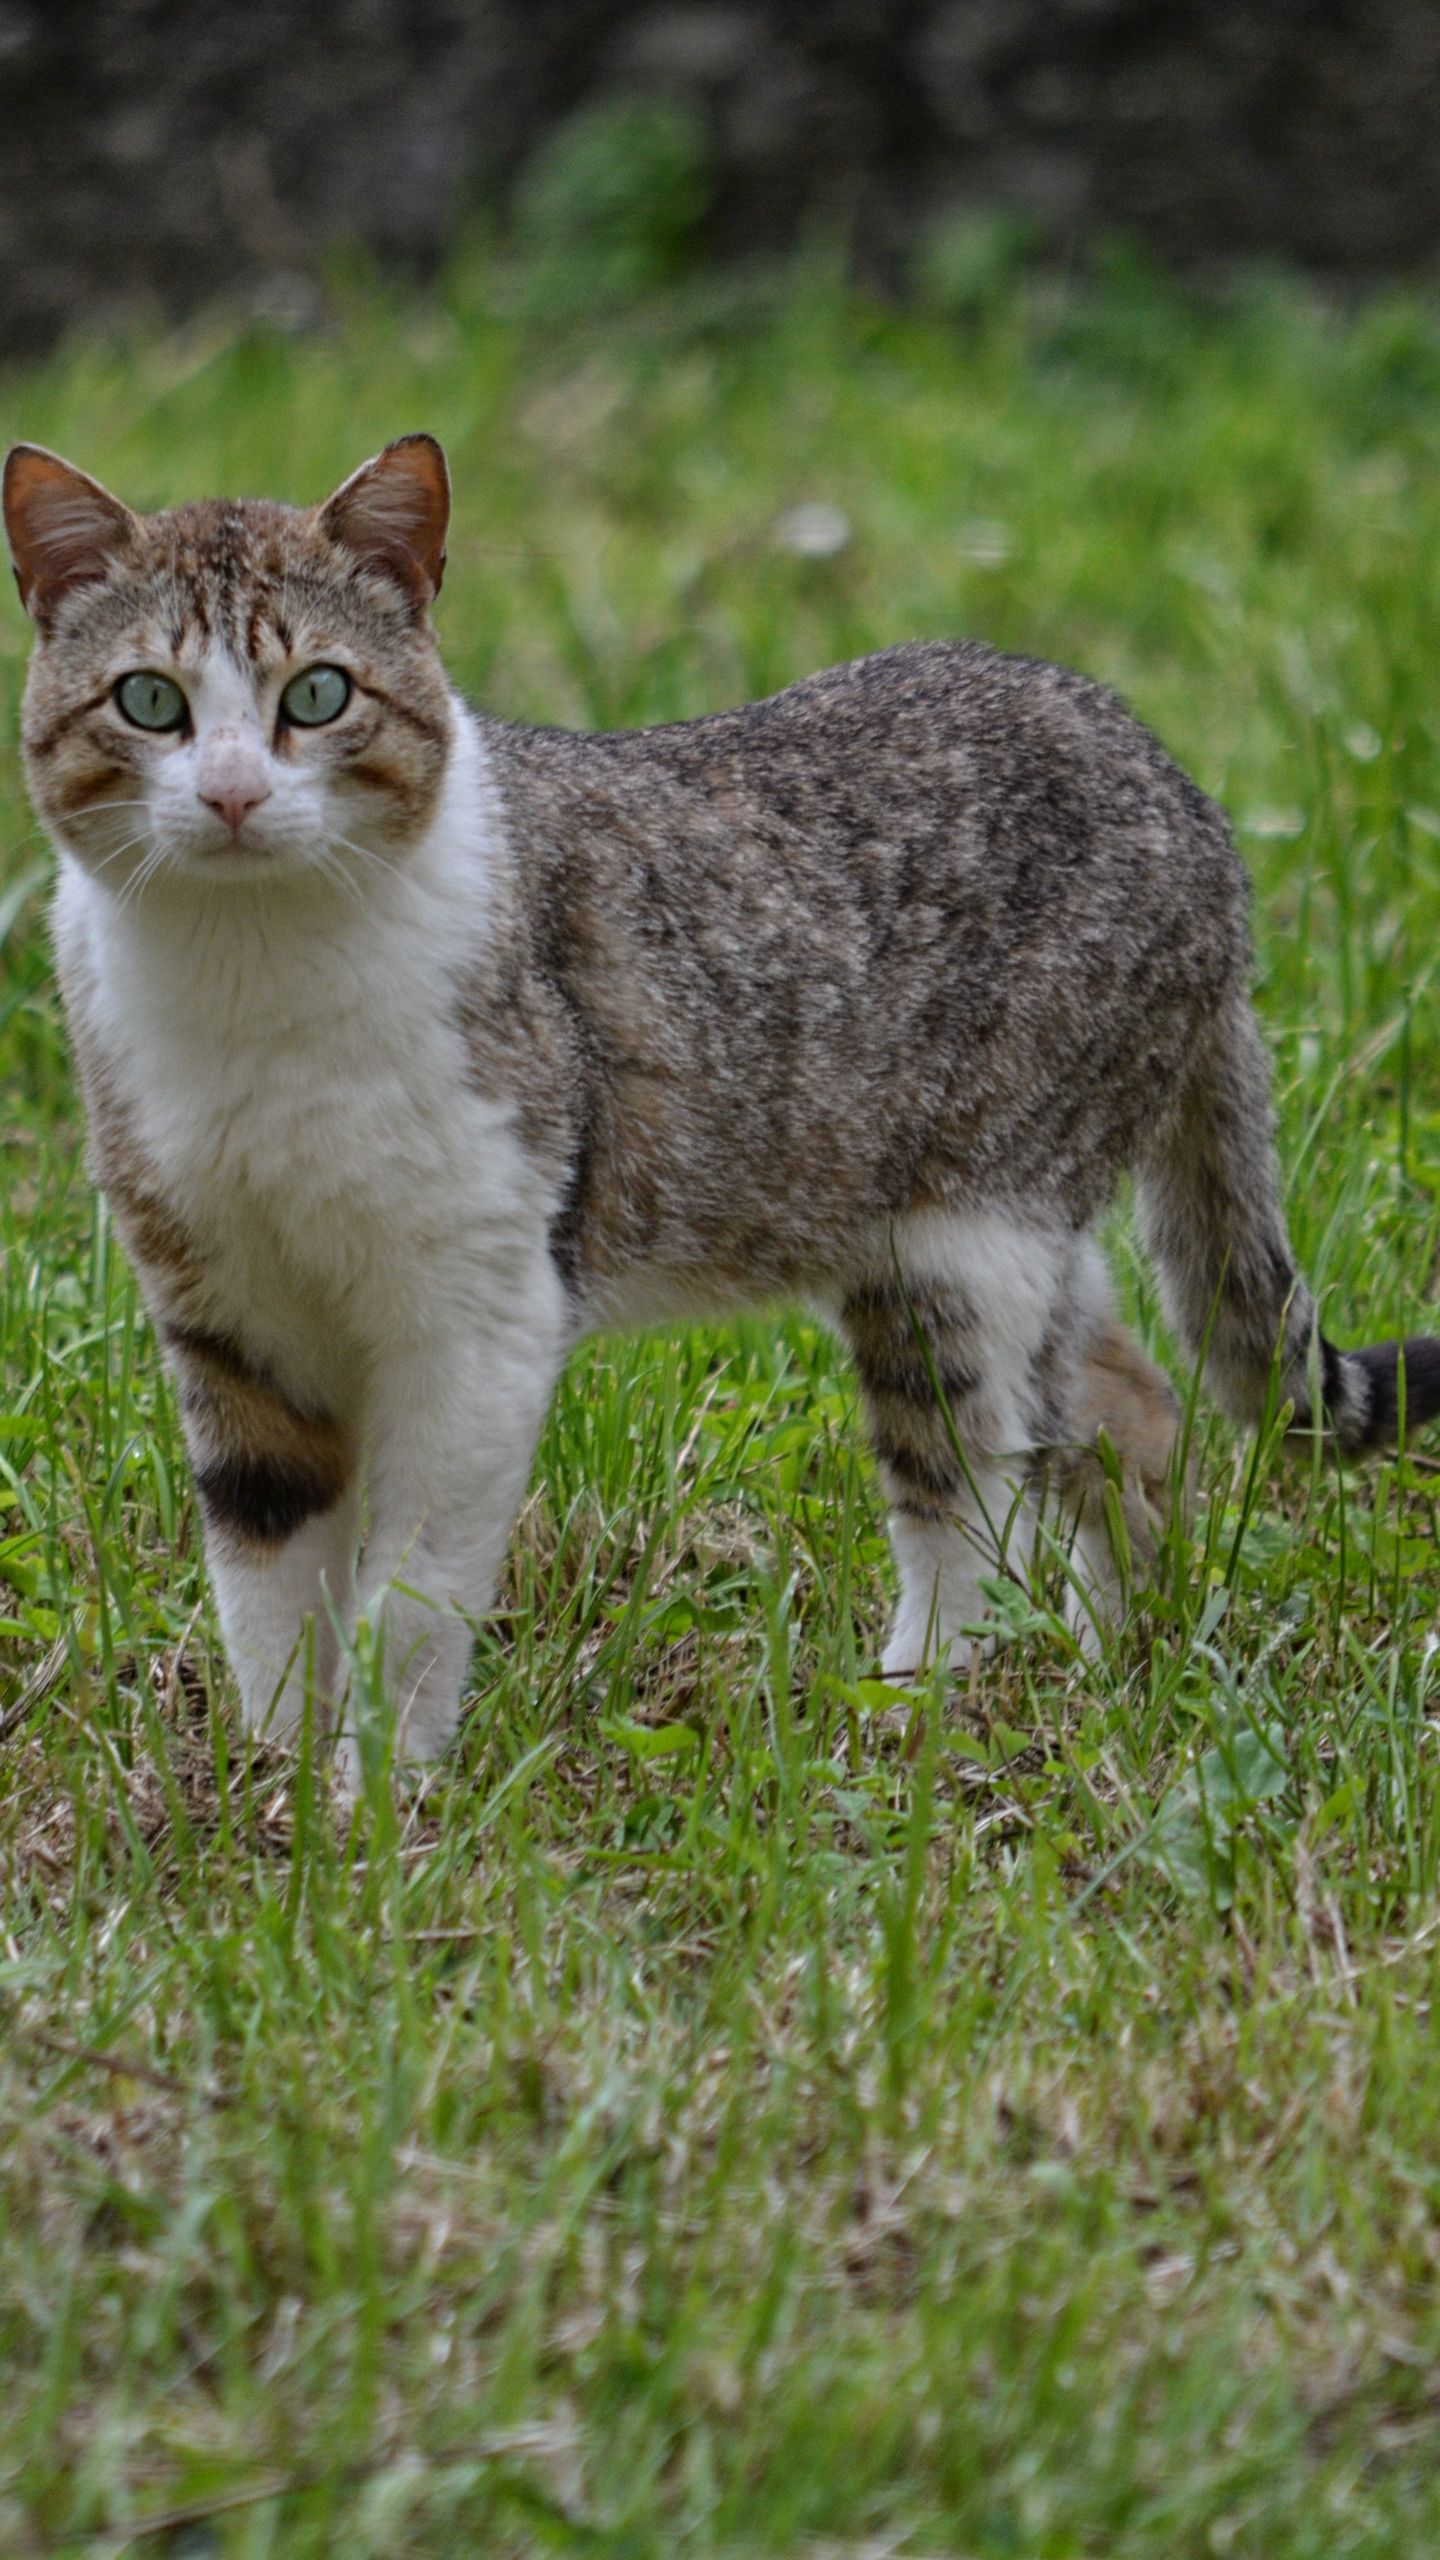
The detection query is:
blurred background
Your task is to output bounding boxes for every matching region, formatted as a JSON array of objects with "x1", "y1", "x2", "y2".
[
  {"x1": 11, "y1": 17, "x2": 1440, "y2": 2548},
  {"x1": 4, "y1": 0, "x2": 1440, "y2": 355}
]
